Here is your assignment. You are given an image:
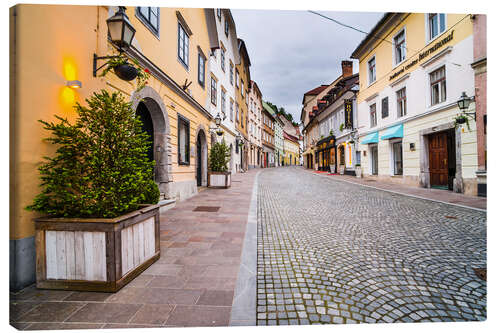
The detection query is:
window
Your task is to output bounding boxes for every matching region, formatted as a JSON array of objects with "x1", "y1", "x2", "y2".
[
  {"x1": 230, "y1": 100, "x2": 234, "y2": 122},
  {"x1": 236, "y1": 70, "x2": 239, "y2": 88},
  {"x1": 137, "y1": 7, "x2": 159, "y2": 36},
  {"x1": 241, "y1": 80, "x2": 244, "y2": 97},
  {"x1": 229, "y1": 63, "x2": 234, "y2": 85},
  {"x1": 221, "y1": 88, "x2": 226, "y2": 118},
  {"x1": 396, "y1": 87, "x2": 407, "y2": 117},
  {"x1": 225, "y1": 19, "x2": 229, "y2": 37},
  {"x1": 210, "y1": 77, "x2": 217, "y2": 106},
  {"x1": 430, "y1": 66, "x2": 446, "y2": 105},
  {"x1": 220, "y1": 47, "x2": 225, "y2": 72},
  {"x1": 178, "y1": 23, "x2": 189, "y2": 68},
  {"x1": 393, "y1": 142, "x2": 403, "y2": 175},
  {"x1": 394, "y1": 29, "x2": 406, "y2": 64},
  {"x1": 370, "y1": 103, "x2": 377, "y2": 127},
  {"x1": 198, "y1": 52, "x2": 206, "y2": 87},
  {"x1": 217, "y1": 9, "x2": 221, "y2": 21},
  {"x1": 178, "y1": 115, "x2": 190, "y2": 165},
  {"x1": 381, "y1": 97, "x2": 389, "y2": 118},
  {"x1": 428, "y1": 13, "x2": 446, "y2": 41},
  {"x1": 368, "y1": 56, "x2": 376, "y2": 84},
  {"x1": 236, "y1": 102, "x2": 240, "y2": 123}
]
